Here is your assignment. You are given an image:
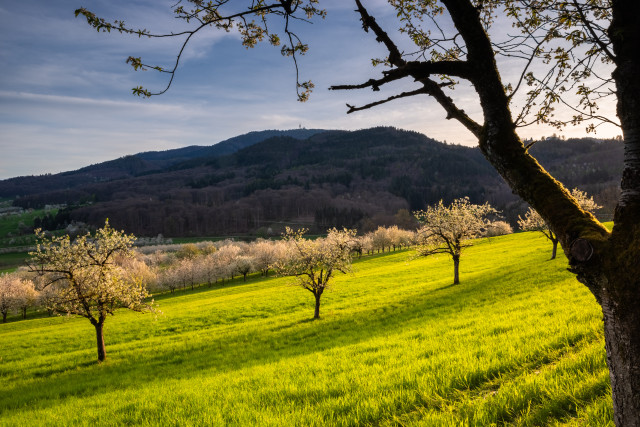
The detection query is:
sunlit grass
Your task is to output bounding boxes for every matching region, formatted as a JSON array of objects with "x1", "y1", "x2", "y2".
[{"x1": 0, "y1": 231, "x2": 611, "y2": 425}]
